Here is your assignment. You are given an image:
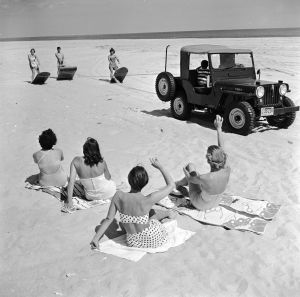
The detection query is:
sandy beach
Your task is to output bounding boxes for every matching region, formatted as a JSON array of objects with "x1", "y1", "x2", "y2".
[{"x1": 1, "y1": 37, "x2": 300, "y2": 297}]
